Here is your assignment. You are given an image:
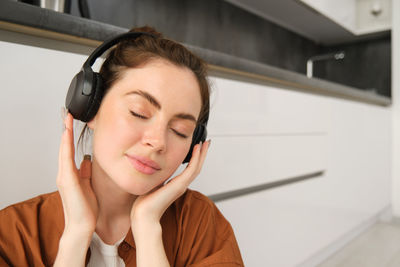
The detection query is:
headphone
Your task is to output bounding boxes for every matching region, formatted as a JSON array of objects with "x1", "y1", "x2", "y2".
[{"x1": 65, "y1": 31, "x2": 208, "y2": 164}]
